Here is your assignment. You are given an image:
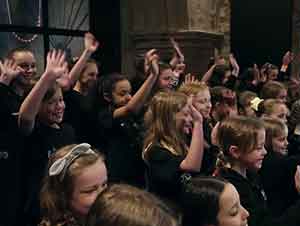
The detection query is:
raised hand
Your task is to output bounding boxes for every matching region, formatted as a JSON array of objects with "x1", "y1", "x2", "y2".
[
  {"x1": 260, "y1": 65, "x2": 268, "y2": 83},
  {"x1": 84, "y1": 32, "x2": 99, "y2": 53},
  {"x1": 229, "y1": 53, "x2": 240, "y2": 76},
  {"x1": 183, "y1": 73, "x2": 200, "y2": 85},
  {"x1": 0, "y1": 59, "x2": 24, "y2": 85},
  {"x1": 188, "y1": 95, "x2": 203, "y2": 124},
  {"x1": 252, "y1": 64, "x2": 260, "y2": 85},
  {"x1": 170, "y1": 37, "x2": 184, "y2": 63},
  {"x1": 282, "y1": 51, "x2": 294, "y2": 66},
  {"x1": 44, "y1": 50, "x2": 67, "y2": 81},
  {"x1": 144, "y1": 49, "x2": 159, "y2": 76},
  {"x1": 295, "y1": 165, "x2": 300, "y2": 193}
]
